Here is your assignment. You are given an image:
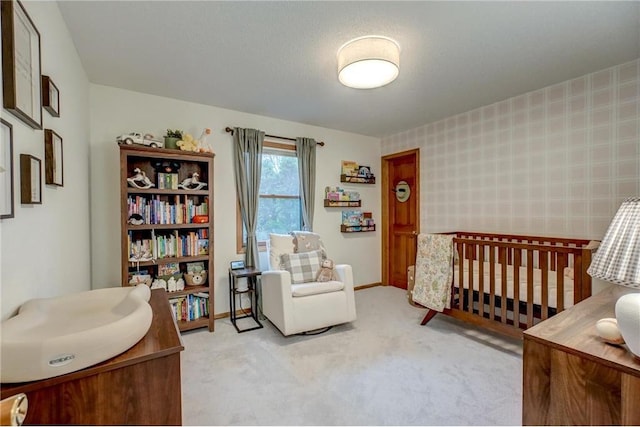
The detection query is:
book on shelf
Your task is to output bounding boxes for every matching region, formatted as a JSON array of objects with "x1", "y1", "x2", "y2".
[
  {"x1": 157, "y1": 173, "x2": 179, "y2": 190},
  {"x1": 341, "y1": 210, "x2": 363, "y2": 226},
  {"x1": 187, "y1": 261, "x2": 205, "y2": 273},
  {"x1": 193, "y1": 292, "x2": 209, "y2": 298},
  {"x1": 158, "y1": 262, "x2": 180, "y2": 276},
  {"x1": 198, "y1": 239, "x2": 209, "y2": 255},
  {"x1": 341, "y1": 160, "x2": 359, "y2": 176}
]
